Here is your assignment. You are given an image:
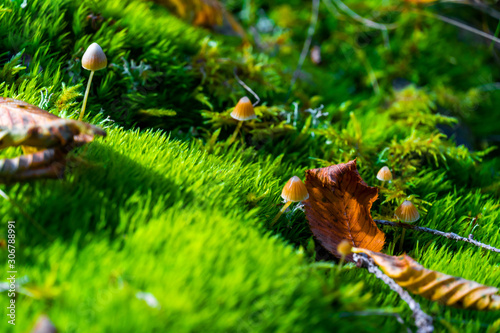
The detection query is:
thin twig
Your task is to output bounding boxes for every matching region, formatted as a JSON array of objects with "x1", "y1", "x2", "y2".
[
  {"x1": 288, "y1": 0, "x2": 320, "y2": 98},
  {"x1": 325, "y1": 0, "x2": 398, "y2": 30},
  {"x1": 233, "y1": 68, "x2": 260, "y2": 107},
  {"x1": 354, "y1": 253, "x2": 434, "y2": 333},
  {"x1": 431, "y1": 13, "x2": 500, "y2": 45},
  {"x1": 374, "y1": 219, "x2": 500, "y2": 254},
  {"x1": 323, "y1": 0, "x2": 396, "y2": 48}
]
